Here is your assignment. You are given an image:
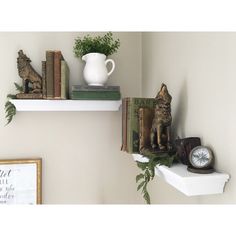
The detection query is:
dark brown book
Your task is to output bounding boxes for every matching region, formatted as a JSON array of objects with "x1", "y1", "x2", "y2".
[
  {"x1": 46, "y1": 50, "x2": 54, "y2": 99},
  {"x1": 54, "y1": 51, "x2": 62, "y2": 98},
  {"x1": 121, "y1": 98, "x2": 128, "y2": 151},
  {"x1": 139, "y1": 107, "x2": 155, "y2": 152},
  {"x1": 42, "y1": 61, "x2": 47, "y2": 99}
]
